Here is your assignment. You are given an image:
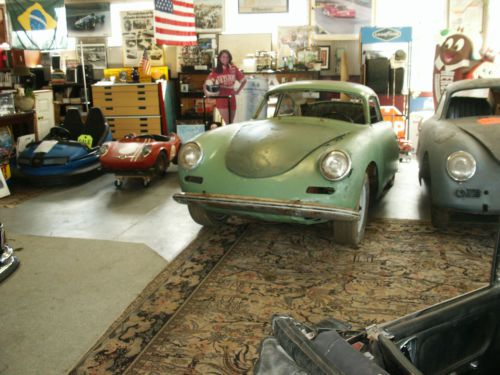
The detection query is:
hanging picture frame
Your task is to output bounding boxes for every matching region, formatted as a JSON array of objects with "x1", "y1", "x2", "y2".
[
  {"x1": 78, "y1": 44, "x2": 107, "y2": 69},
  {"x1": 238, "y1": 0, "x2": 288, "y2": 14},
  {"x1": 65, "y1": 2, "x2": 111, "y2": 38},
  {"x1": 319, "y1": 46, "x2": 330, "y2": 70},
  {"x1": 194, "y1": 0, "x2": 224, "y2": 32},
  {"x1": 312, "y1": 0, "x2": 374, "y2": 40}
]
